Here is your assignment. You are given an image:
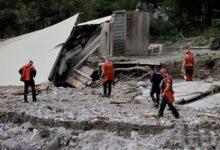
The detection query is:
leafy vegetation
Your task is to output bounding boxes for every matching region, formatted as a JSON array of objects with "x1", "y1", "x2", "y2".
[{"x1": 0, "y1": 0, "x2": 220, "y2": 39}]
